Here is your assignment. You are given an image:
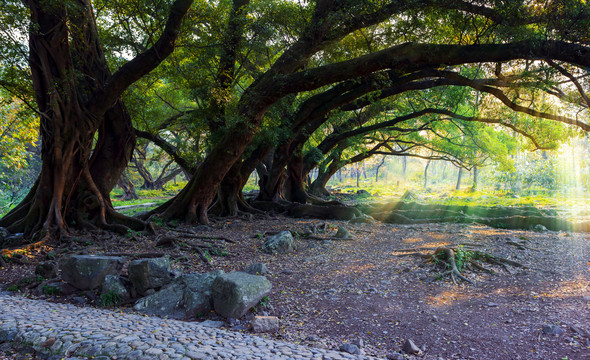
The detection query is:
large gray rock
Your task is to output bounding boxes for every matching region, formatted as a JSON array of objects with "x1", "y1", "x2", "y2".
[
  {"x1": 101, "y1": 275, "x2": 131, "y2": 302},
  {"x1": 261, "y1": 231, "x2": 294, "y2": 254},
  {"x1": 212, "y1": 271, "x2": 272, "y2": 318},
  {"x1": 60, "y1": 255, "x2": 124, "y2": 290},
  {"x1": 251, "y1": 316, "x2": 279, "y2": 333},
  {"x1": 134, "y1": 270, "x2": 223, "y2": 319},
  {"x1": 128, "y1": 257, "x2": 172, "y2": 295}
]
